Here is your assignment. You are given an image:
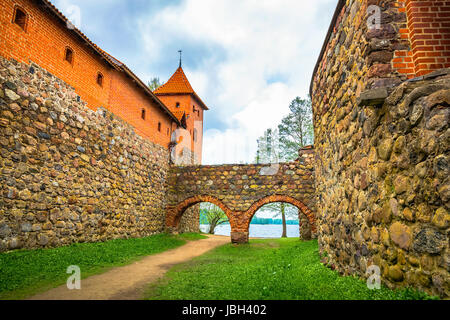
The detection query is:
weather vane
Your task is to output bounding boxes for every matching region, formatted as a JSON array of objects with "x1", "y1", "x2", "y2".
[{"x1": 178, "y1": 50, "x2": 182, "y2": 68}]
